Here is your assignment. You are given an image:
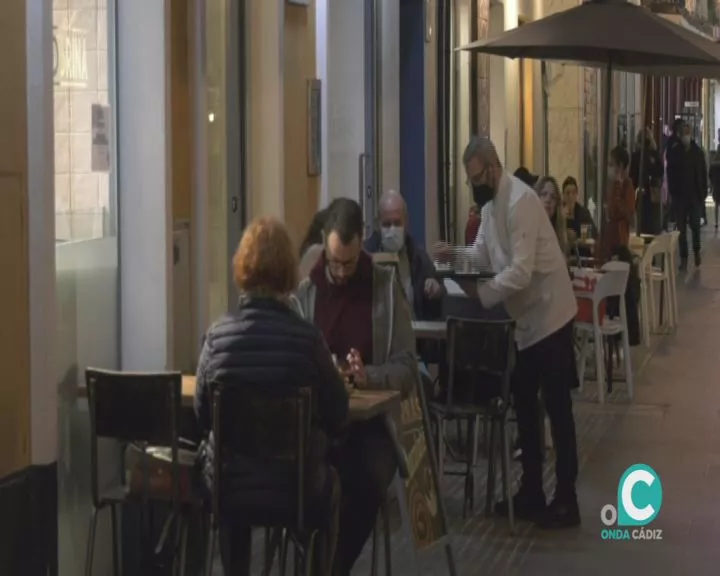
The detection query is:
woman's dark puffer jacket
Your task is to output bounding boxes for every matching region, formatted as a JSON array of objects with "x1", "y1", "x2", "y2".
[{"x1": 194, "y1": 296, "x2": 348, "y2": 523}]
